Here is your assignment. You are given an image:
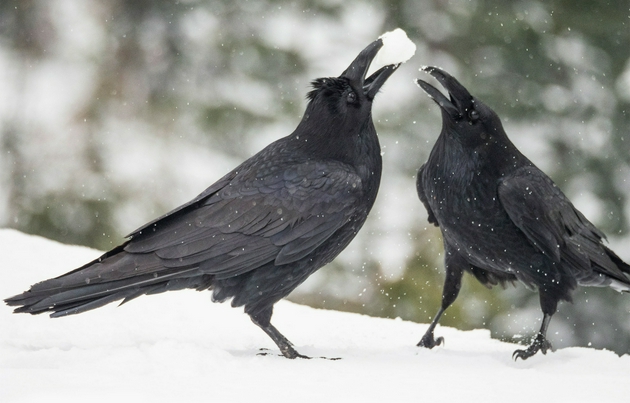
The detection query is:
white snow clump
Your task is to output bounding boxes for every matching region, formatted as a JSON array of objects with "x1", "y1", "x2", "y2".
[{"x1": 374, "y1": 28, "x2": 416, "y2": 67}]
